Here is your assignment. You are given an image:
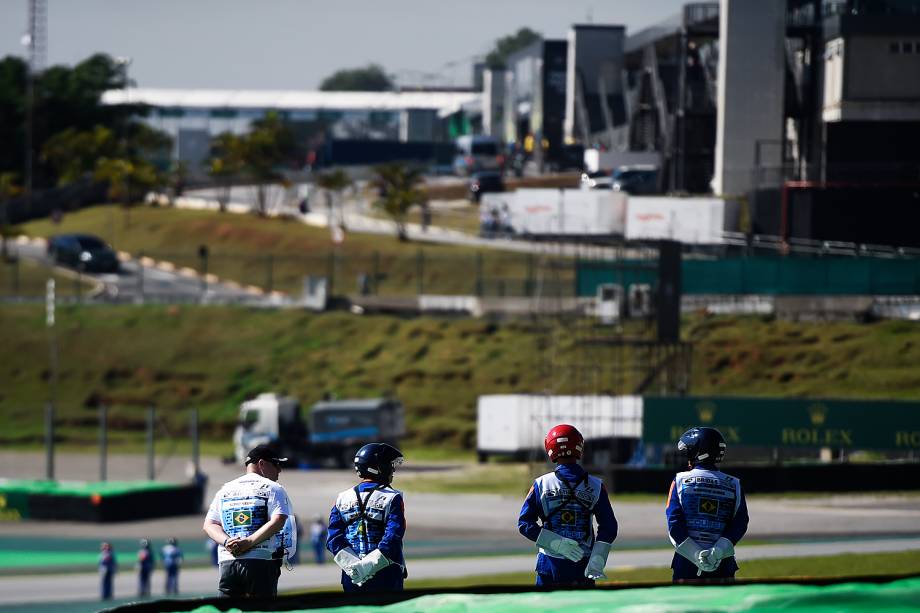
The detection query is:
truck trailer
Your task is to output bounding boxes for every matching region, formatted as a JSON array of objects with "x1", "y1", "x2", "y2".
[{"x1": 233, "y1": 393, "x2": 405, "y2": 468}]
